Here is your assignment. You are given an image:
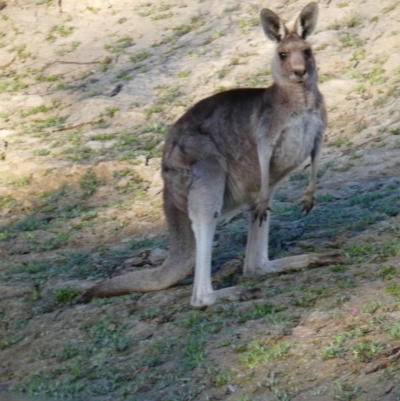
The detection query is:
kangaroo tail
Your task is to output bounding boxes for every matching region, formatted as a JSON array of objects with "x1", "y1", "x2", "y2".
[{"x1": 80, "y1": 186, "x2": 195, "y2": 302}]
